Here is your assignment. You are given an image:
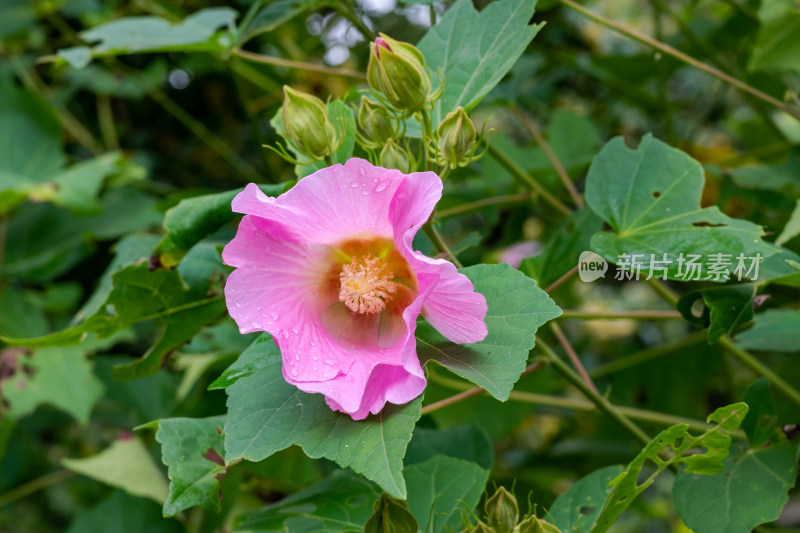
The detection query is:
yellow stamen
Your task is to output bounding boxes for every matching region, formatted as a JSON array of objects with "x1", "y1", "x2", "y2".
[{"x1": 338, "y1": 255, "x2": 398, "y2": 314}]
